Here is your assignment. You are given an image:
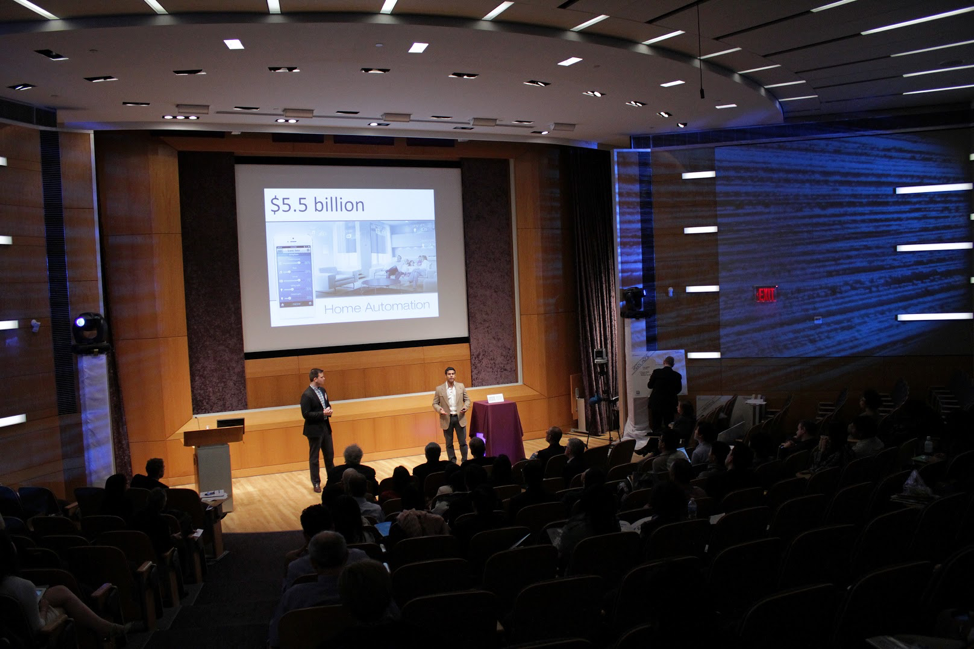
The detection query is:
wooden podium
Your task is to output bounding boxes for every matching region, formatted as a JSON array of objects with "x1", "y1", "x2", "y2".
[{"x1": 184, "y1": 425, "x2": 243, "y2": 512}]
